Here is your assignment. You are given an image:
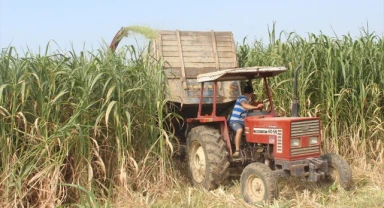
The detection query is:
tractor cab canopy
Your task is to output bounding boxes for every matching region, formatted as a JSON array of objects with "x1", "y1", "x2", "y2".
[{"x1": 196, "y1": 66, "x2": 287, "y2": 83}]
